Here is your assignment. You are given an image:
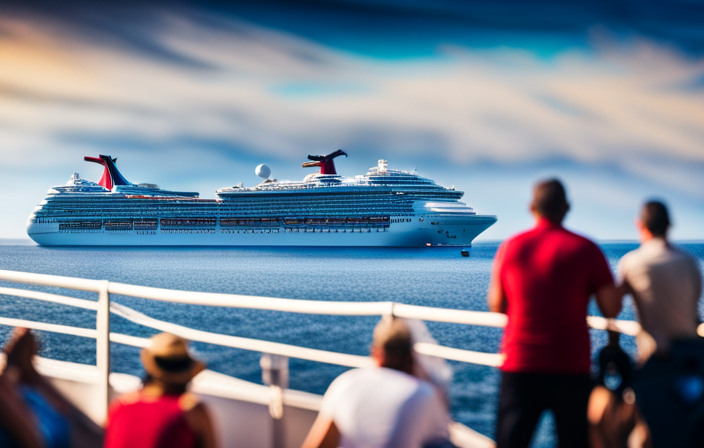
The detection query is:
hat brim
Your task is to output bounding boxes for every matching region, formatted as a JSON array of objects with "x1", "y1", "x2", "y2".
[{"x1": 140, "y1": 349, "x2": 206, "y2": 385}]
